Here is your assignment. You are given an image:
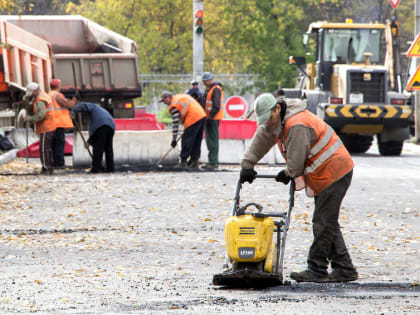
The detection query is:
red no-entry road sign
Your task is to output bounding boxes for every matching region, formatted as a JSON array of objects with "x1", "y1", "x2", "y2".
[
  {"x1": 388, "y1": 0, "x2": 400, "y2": 9},
  {"x1": 225, "y1": 96, "x2": 248, "y2": 118}
]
